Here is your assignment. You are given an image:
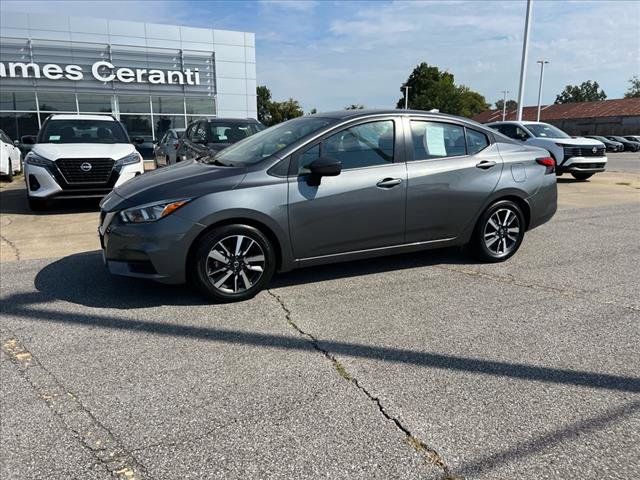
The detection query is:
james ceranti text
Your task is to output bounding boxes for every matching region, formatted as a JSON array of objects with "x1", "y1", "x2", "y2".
[{"x1": 0, "y1": 61, "x2": 201, "y2": 85}]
